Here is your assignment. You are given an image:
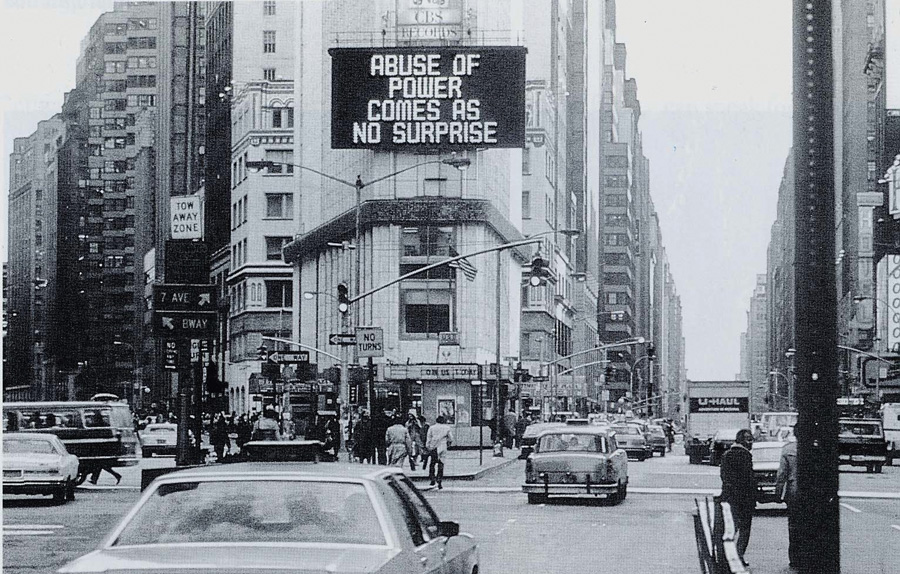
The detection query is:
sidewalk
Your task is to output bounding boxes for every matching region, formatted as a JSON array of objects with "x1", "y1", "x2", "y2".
[{"x1": 402, "y1": 447, "x2": 520, "y2": 483}]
